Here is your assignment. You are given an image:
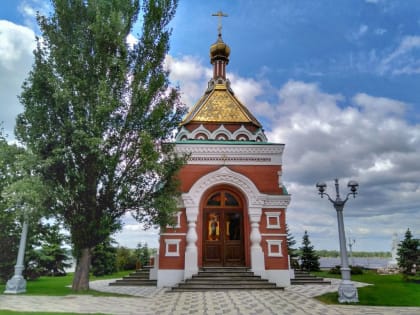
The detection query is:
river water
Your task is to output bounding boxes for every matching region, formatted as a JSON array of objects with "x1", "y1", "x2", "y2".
[{"x1": 320, "y1": 257, "x2": 390, "y2": 269}]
